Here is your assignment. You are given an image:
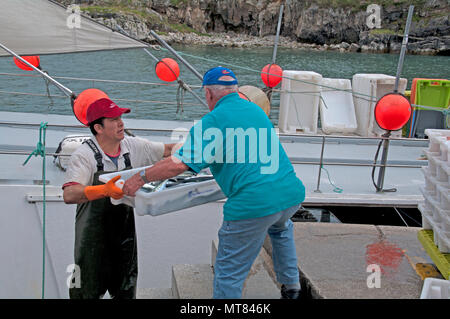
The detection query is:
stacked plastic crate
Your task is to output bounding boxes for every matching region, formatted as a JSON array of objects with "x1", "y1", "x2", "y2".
[{"x1": 419, "y1": 129, "x2": 450, "y2": 253}]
